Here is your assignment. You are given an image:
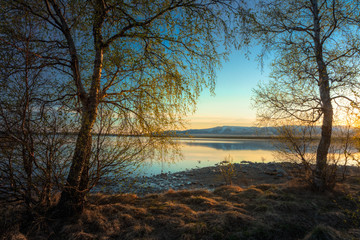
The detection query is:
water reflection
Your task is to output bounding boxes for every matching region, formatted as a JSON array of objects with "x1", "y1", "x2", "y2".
[
  {"x1": 182, "y1": 138, "x2": 276, "y2": 151},
  {"x1": 139, "y1": 138, "x2": 277, "y2": 176},
  {"x1": 135, "y1": 137, "x2": 359, "y2": 176}
]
